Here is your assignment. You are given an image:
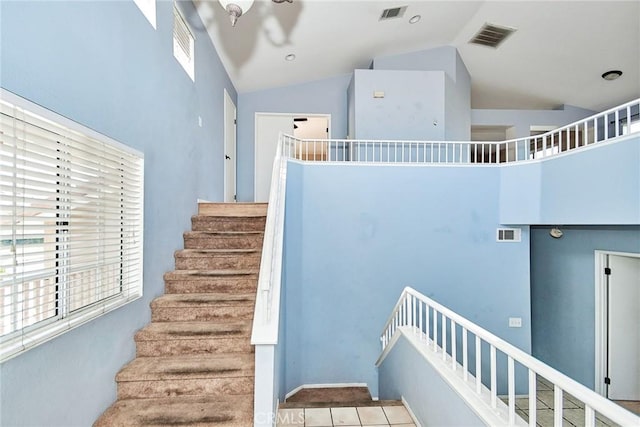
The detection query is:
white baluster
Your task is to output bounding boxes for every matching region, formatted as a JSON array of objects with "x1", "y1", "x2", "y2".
[
  {"x1": 451, "y1": 320, "x2": 457, "y2": 371},
  {"x1": 463, "y1": 328, "x2": 468, "y2": 381},
  {"x1": 442, "y1": 313, "x2": 447, "y2": 361},
  {"x1": 528, "y1": 369, "x2": 537, "y2": 427},
  {"x1": 433, "y1": 309, "x2": 438, "y2": 352},
  {"x1": 418, "y1": 299, "x2": 423, "y2": 338},
  {"x1": 476, "y1": 336, "x2": 482, "y2": 394},
  {"x1": 554, "y1": 385, "x2": 563, "y2": 426},
  {"x1": 584, "y1": 405, "x2": 595, "y2": 427},
  {"x1": 508, "y1": 356, "x2": 515, "y2": 426},
  {"x1": 490, "y1": 345, "x2": 497, "y2": 408}
]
